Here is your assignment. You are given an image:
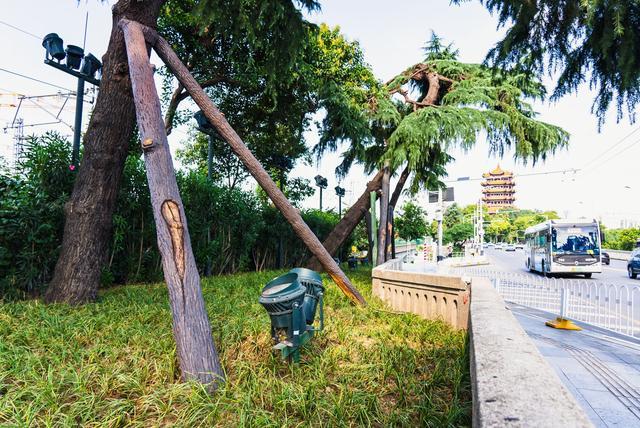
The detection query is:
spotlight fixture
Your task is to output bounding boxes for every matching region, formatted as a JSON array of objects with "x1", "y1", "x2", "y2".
[
  {"x1": 65, "y1": 45, "x2": 84, "y2": 70},
  {"x1": 42, "y1": 33, "x2": 66, "y2": 61},
  {"x1": 259, "y1": 269, "x2": 324, "y2": 362},
  {"x1": 80, "y1": 53, "x2": 102, "y2": 78}
]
